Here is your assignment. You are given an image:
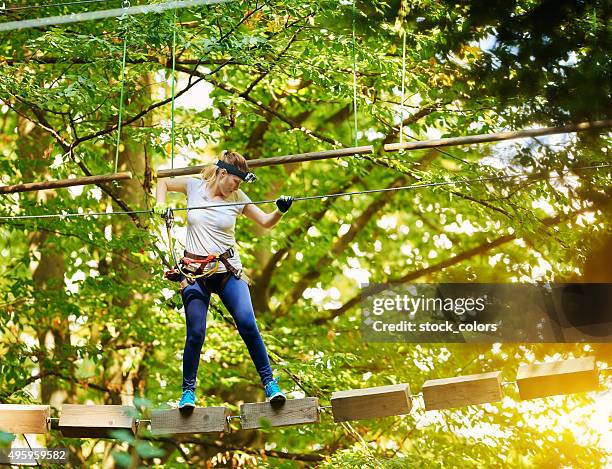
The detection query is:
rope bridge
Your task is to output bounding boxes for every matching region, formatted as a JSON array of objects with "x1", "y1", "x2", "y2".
[{"x1": 0, "y1": 357, "x2": 604, "y2": 437}]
